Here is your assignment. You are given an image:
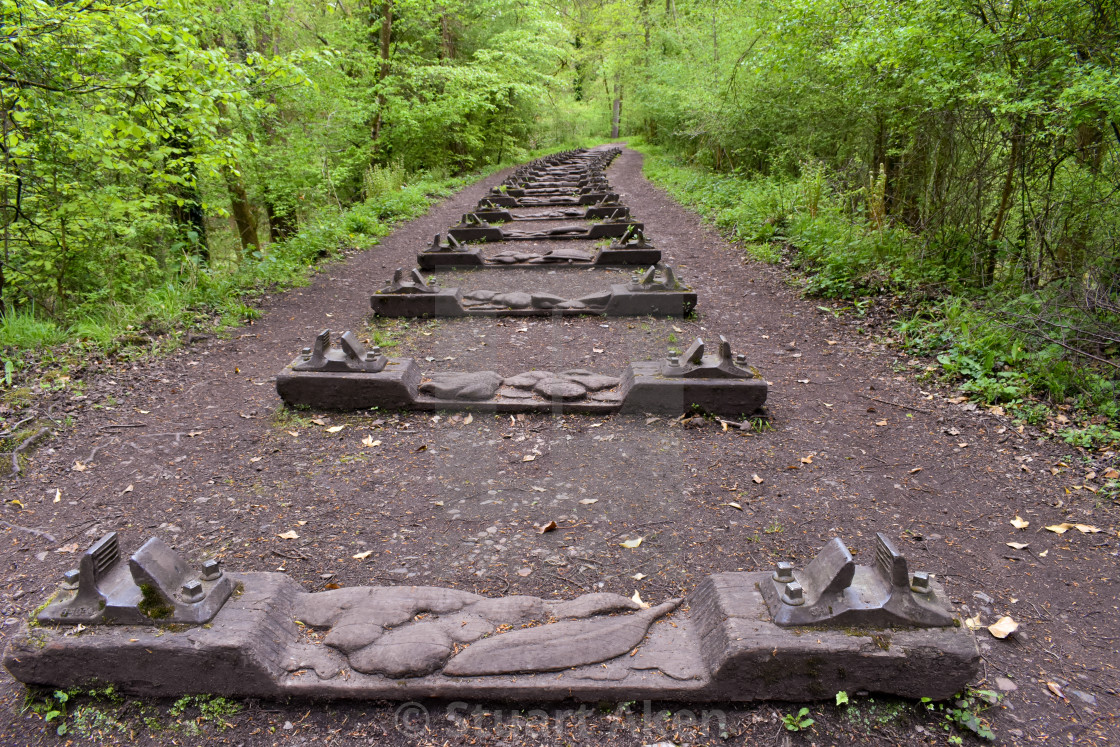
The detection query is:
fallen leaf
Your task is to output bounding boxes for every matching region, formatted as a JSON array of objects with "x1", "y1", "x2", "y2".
[
  {"x1": 278, "y1": 530, "x2": 300, "y2": 540},
  {"x1": 988, "y1": 616, "x2": 1019, "y2": 639},
  {"x1": 311, "y1": 418, "x2": 327, "y2": 426},
  {"x1": 1039, "y1": 549, "x2": 1048, "y2": 558},
  {"x1": 752, "y1": 474, "x2": 764, "y2": 484},
  {"x1": 1045, "y1": 523, "x2": 1072, "y2": 534},
  {"x1": 875, "y1": 419, "x2": 888, "y2": 427},
  {"x1": 287, "y1": 430, "x2": 299, "y2": 438},
  {"x1": 620, "y1": 537, "x2": 644, "y2": 549},
  {"x1": 56, "y1": 543, "x2": 79, "y2": 553},
  {"x1": 800, "y1": 455, "x2": 813, "y2": 464},
  {"x1": 249, "y1": 456, "x2": 262, "y2": 463},
  {"x1": 463, "y1": 414, "x2": 473, "y2": 425},
  {"x1": 1047, "y1": 682, "x2": 1066, "y2": 699},
  {"x1": 361, "y1": 435, "x2": 381, "y2": 448},
  {"x1": 592, "y1": 348, "x2": 604, "y2": 353},
  {"x1": 121, "y1": 484, "x2": 133, "y2": 495},
  {"x1": 538, "y1": 520, "x2": 557, "y2": 534},
  {"x1": 796, "y1": 379, "x2": 810, "y2": 384},
  {"x1": 672, "y1": 325, "x2": 683, "y2": 333},
  {"x1": 1104, "y1": 468, "x2": 1119, "y2": 479},
  {"x1": 517, "y1": 567, "x2": 533, "y2": 577},
  {"x1": 72, "y1": 461, "x2": 87, "y2": 472},
  {"x1": 826, "y1": 340, "x2": 838, "y2": 345},
  {"x1": 909, "y1": 467, "x2": 922, "y2": 474},
  {"x1": 531, "y1": 486, "x2": 547, "y2": 492},
  {"x1": 631, "y1": 590, "x2": 650, "y2": 609},
  {"x1": 53, "y1": 489, "x2": 61, "y2": 503},
  {"x1": 822, "y1": 402, "x2": 833, "y2": 408},
  {"x1": 958, "y1": 442, "x2": 970, "y2": 448},
  {"x1": 415, "y1": 445, "x2": 427, "y2": 452},
  {"x1": 725, "y1": 502, "x2": 743, "y2": 510},
  {"x1": 1075, "y1": 524, "x2": 1101, "y2": 533},
  {"x1": 1006, "y1": 542, "x2": 1029, "y2": 550},
  {"x1": 352, "y1": 550, "x2": 372, "y2": 560},
  {"x1": 631, "y1": 572, "x2": 647, "y2": 581},
  {"x1": 645, "y1": 417, "x2": 661, "y2": 424},
  {"x1": 522, "y1": 454, "x2": 536, "y2": 462},
  {"x1": 1010, "y1": 516, "x2": 1029, "y2": 530},
  {"x1": 326, "y1": 425, "x2": 345, "y2": 434},
  {"x1": 578, "y1": 498, "x2": 598, "y2": 504}
]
